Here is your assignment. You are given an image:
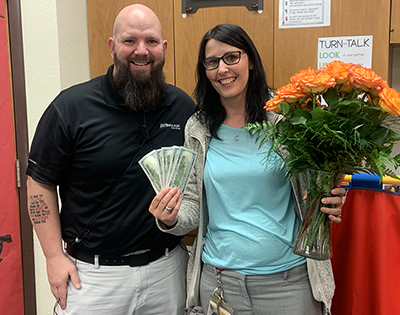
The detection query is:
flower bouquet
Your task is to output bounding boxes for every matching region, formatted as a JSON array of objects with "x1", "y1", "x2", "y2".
[{"x1": 244, "y1": 60, "x2": 400, "y2": 260}]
